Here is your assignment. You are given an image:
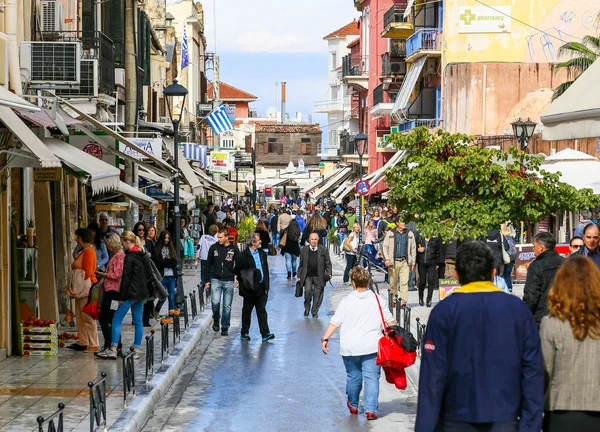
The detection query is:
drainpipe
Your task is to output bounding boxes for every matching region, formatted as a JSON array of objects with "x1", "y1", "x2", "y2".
[{"x1": 5, "y1": 0, "x2": 22, "y2": 94}]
